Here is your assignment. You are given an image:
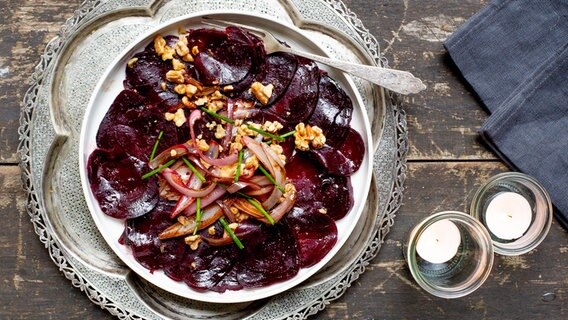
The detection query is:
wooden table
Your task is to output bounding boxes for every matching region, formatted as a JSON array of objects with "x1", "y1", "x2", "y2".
[{"x1": 1, "y1": 0, "x2": 567, "y2": 318}]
